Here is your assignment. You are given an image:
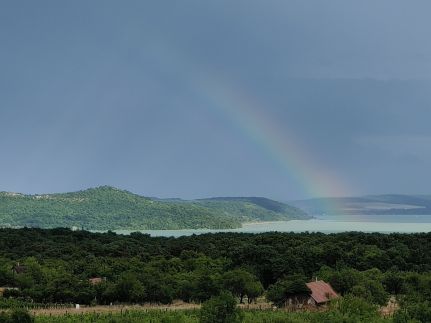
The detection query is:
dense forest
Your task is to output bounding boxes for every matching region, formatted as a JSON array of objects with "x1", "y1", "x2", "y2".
[
  {"x1": 0, "y1": 187, "x2": 307, "y2": 230},
  {"x1": 0, "y1": 229, "x2": 431, "y2": 322}
]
